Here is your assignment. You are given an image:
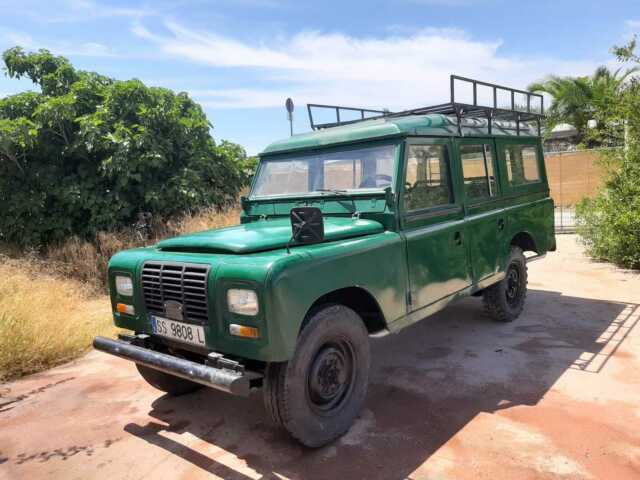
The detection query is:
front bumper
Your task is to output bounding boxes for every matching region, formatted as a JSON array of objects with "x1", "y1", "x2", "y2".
[{"x1": 93, "y1": 336, "x2": 262, "y2": 396}]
